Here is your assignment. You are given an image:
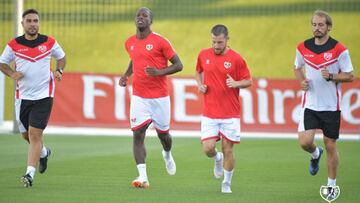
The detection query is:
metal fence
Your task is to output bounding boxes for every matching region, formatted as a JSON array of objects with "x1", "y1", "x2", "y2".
[{"x1": 2, "y1": 0, "x2": 360, "y2": 46}]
